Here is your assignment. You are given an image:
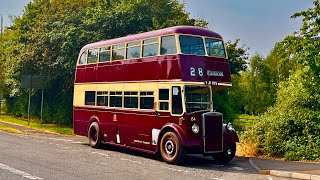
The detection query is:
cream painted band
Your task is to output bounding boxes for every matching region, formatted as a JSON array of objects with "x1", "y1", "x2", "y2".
[{"x1": 74, "y1": 81, "x2": 230, "y2": 115}]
